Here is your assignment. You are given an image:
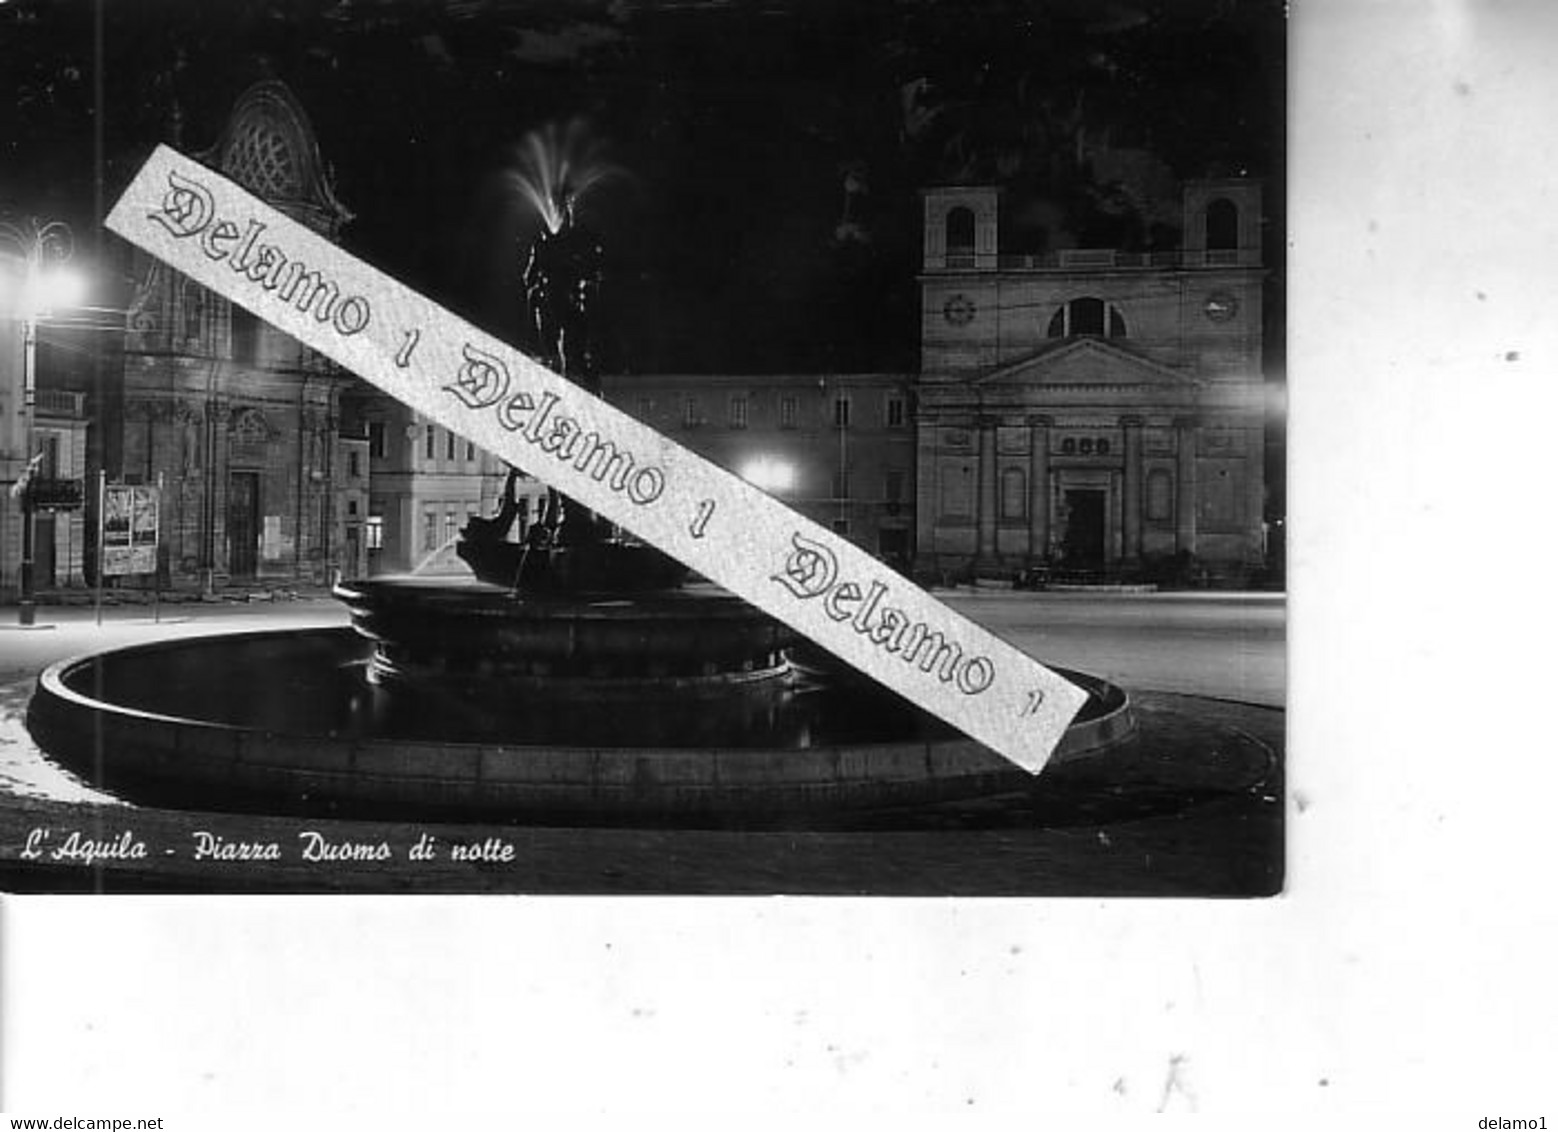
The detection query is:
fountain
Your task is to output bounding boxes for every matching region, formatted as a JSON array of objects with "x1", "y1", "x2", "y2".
[{"x1": 20, "y1": 127, "x2": 1143, "y2": 830}]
